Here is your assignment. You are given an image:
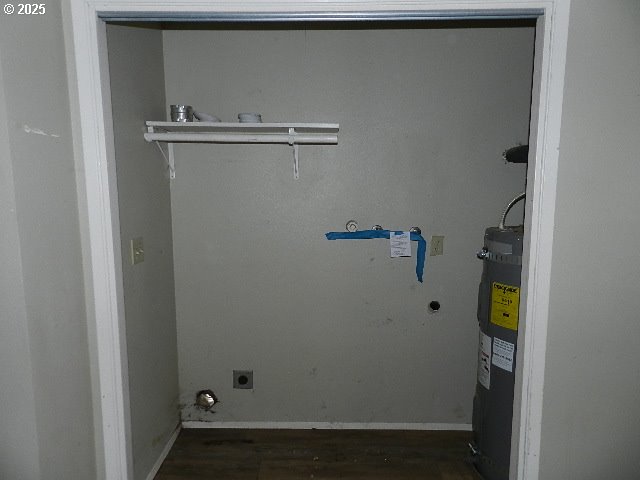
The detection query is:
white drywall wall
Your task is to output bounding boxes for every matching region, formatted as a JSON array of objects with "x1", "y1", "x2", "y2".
[
  {"x1": 540, "y1": 1, "x2": 640, "y2": 478},
  {"x1": 164, "y1": 25, "x2": 534, "y2": 424},
  {"x1": 106, "y1": 24, "x2": 180, "y2": 480},
  {"x1": 0, "y1": 4, "x2": 96, "y2": 478},
  {"x1": 0, "y1": 42, "x2": 41, "y2": 480}
]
